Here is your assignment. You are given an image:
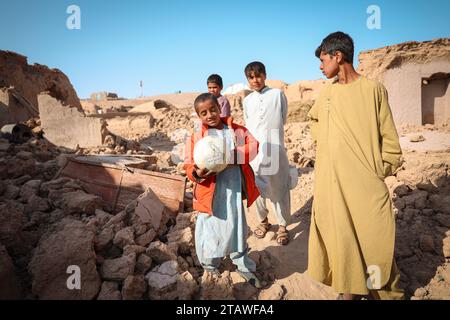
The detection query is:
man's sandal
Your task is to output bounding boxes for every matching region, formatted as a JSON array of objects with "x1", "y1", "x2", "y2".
[
  {"x1": 276, "y1": 230, "x2": 290, "y2": 245},
  {"x1": 253, "y1": 221, "x2": 271, "y2": 239}
]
